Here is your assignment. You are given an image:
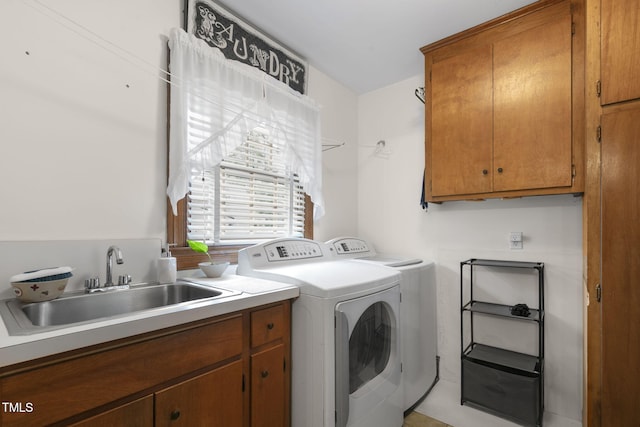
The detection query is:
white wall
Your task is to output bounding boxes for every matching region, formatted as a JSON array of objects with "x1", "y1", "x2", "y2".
[
  {"x1": 308, "y1": 68, "x2": 359, "y2": 241},
  {"x1": 0, "y1": 0, "x2": 179, "y2": 240},
  {"x1": 358, "y1": 75, "x2": 583, "y2": 426},
  {"x1": 0, "y1": 0, "x2": 358, "y2": 244}
]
